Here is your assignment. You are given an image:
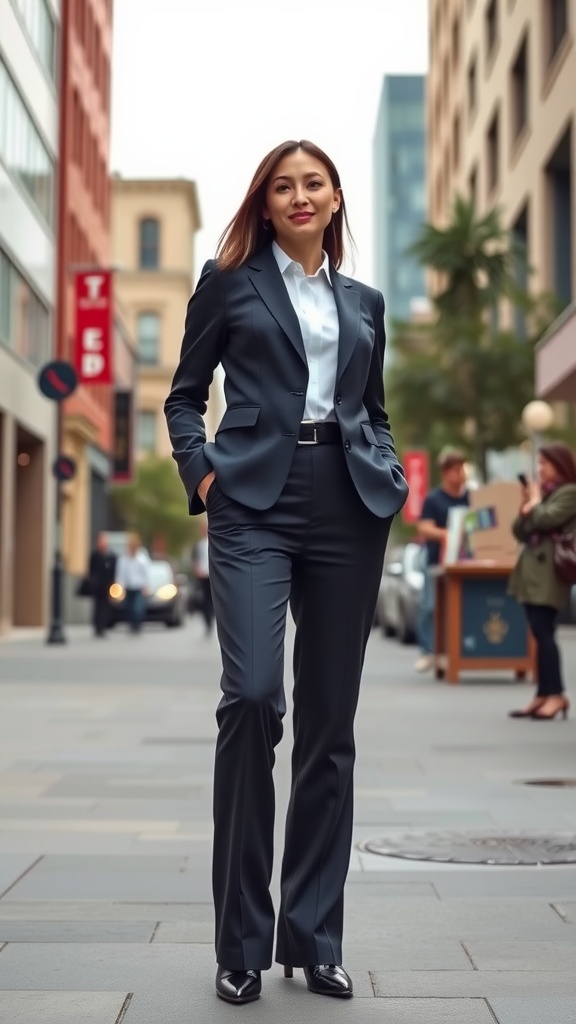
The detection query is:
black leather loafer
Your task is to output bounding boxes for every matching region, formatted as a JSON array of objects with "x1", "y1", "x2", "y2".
[
  {"x1": 215, "y1": 965, "x2": 262, "y2": 1004},
  {"x1": 303, "y1": 964, "x2": 353, "y2": 997}
]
